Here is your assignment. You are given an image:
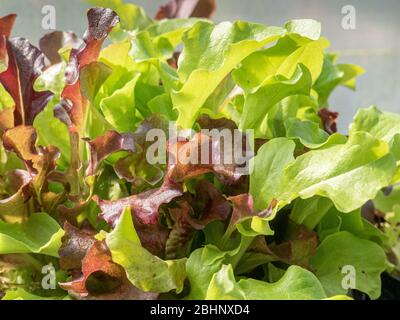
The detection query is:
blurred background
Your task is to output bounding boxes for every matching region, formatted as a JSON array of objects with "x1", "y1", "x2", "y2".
[{"x1": 1, "y1": 0, "x2": 399, "y2": 132}]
